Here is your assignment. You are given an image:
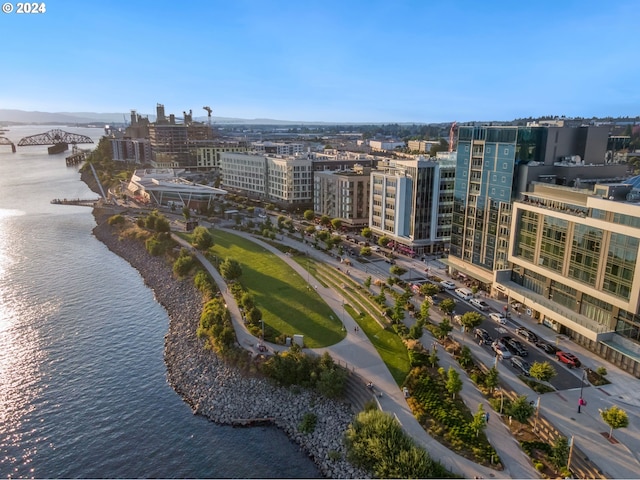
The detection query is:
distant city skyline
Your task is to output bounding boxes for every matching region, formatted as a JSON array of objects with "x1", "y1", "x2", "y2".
[{"x1": 1, "y1": 0, "x2": 638, "y2": 123}]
